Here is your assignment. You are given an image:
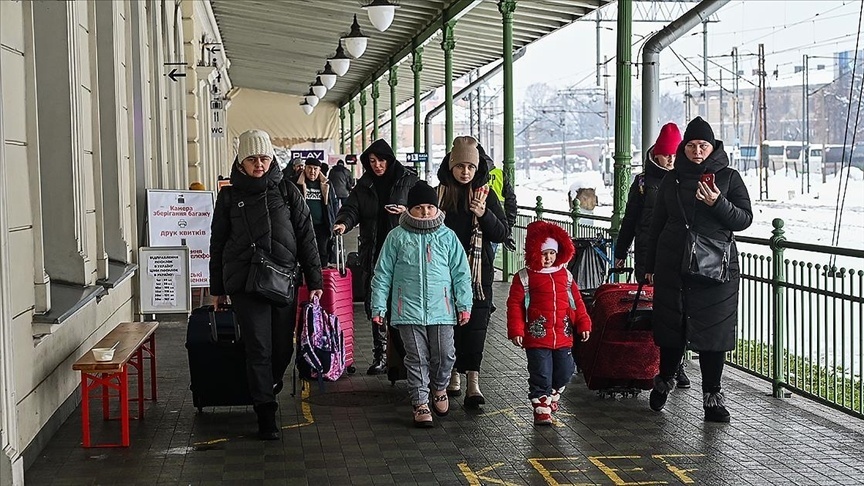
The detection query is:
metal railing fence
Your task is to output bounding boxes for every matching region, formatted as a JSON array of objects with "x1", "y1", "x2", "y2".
[{"x1": 498, "y1": 197, "x2": 864, "y2": 418}]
